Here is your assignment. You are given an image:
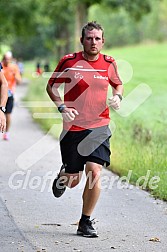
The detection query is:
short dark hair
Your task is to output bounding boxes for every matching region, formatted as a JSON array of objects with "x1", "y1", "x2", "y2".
[{"x1": 81, "y1": 21, "x2": 104, "y2": 40}]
